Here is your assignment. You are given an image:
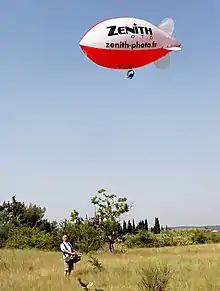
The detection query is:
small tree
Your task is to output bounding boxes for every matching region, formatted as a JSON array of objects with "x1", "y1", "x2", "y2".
[
  {"x1": 61, "y1": 213, "x2": 103, "y2": 253},
  {"x1": 91, "y1": 189, "x2": 131, "y2": 252}
]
